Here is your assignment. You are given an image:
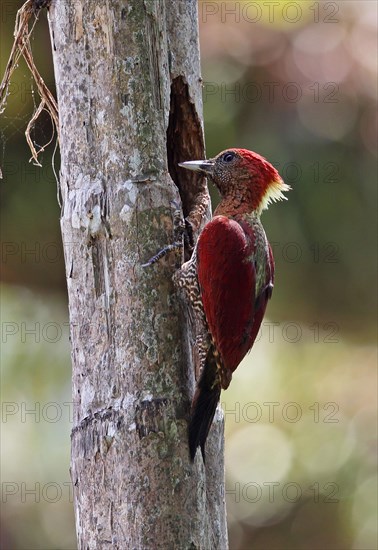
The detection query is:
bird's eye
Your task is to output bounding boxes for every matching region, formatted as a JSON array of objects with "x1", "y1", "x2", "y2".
[{"x1": 222, "y1": 152, "x2": 235, "y2": 163}]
